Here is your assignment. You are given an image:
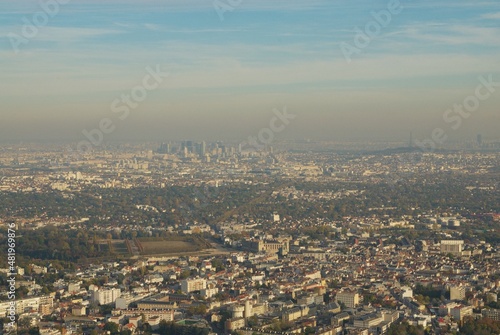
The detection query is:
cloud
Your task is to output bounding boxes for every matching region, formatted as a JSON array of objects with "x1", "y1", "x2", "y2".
[
  {"x1": 0, "y1": 26, "x2": 124, "y2": 44},
  {"x1": 38, "y1": 27, "x2": 123, "y2": 41},
  {"x1": 144, "y1": 23, "x2": 160, "y2": 31},
  {"x1": 1, "y1": 41, "x2": 499, "y2": 98},
  {"x1": 390, "y1": 24, "x2": 500, "y2": 46},
  {"x1": 481, "y1": 12, "x2": 500, "y2": 19}
]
